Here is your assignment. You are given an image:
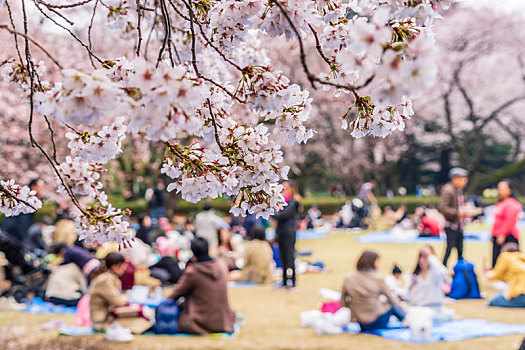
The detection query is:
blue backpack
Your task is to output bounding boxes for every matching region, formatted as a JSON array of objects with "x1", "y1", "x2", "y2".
[
  {"x1": 449, "y1": 258, "x2": 481, "y2": 299},
  {"x1": 154, "y1": 299, "x2": 180, "y2": 334}
]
